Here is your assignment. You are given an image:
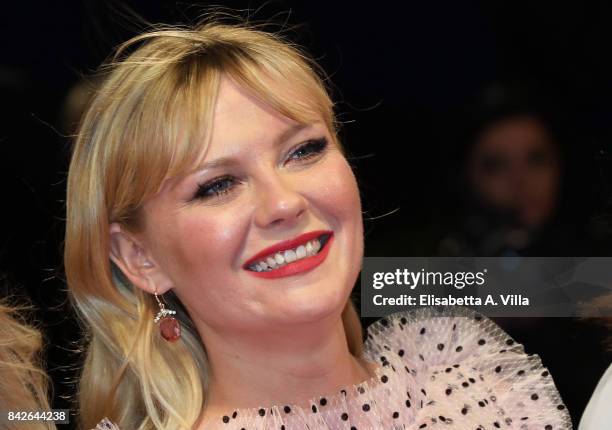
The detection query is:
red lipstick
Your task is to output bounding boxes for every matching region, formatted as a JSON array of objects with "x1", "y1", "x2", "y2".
[{"x1": 243, "y1": 230, "x2": 334, "y2": 279}]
